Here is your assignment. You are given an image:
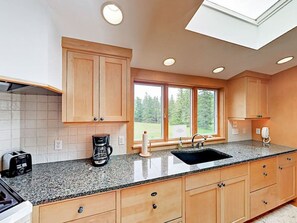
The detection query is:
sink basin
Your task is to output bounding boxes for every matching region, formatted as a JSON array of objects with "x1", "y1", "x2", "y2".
[{"x1": 171, "y1": 148, "x2": 232, "y2": 165}]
